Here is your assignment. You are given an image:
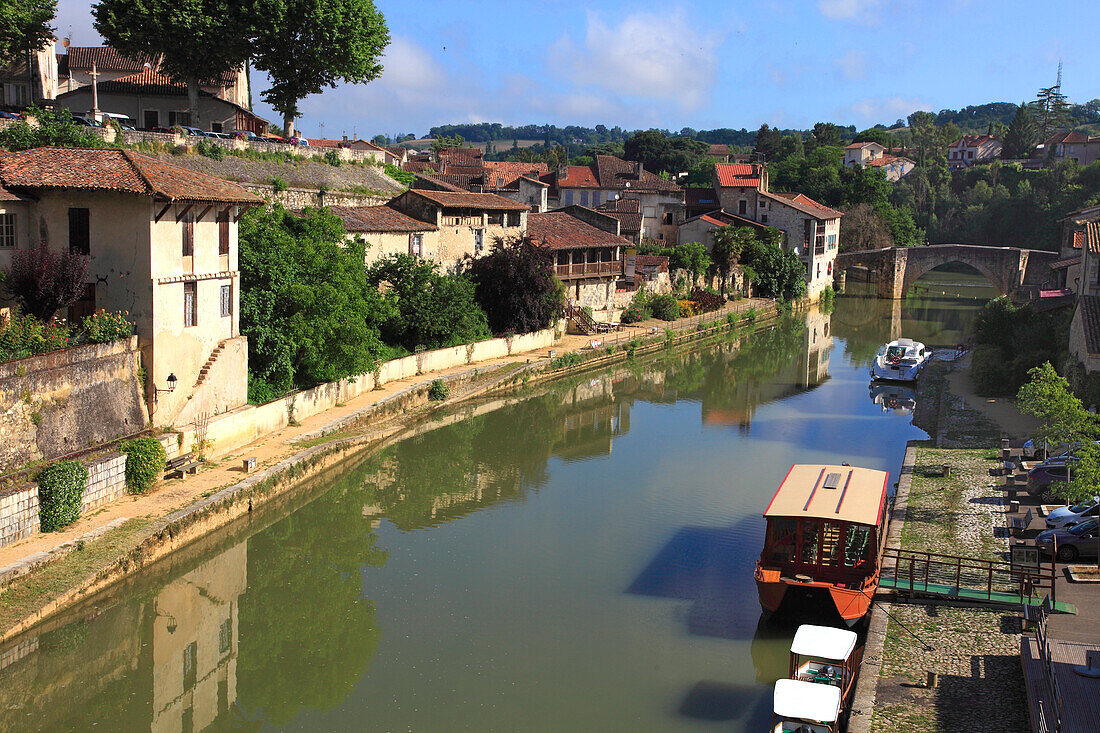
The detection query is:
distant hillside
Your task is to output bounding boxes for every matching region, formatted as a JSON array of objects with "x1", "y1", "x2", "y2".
[{"x1": 148, "y1": 150, "x2": 406, "y2": 197}]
